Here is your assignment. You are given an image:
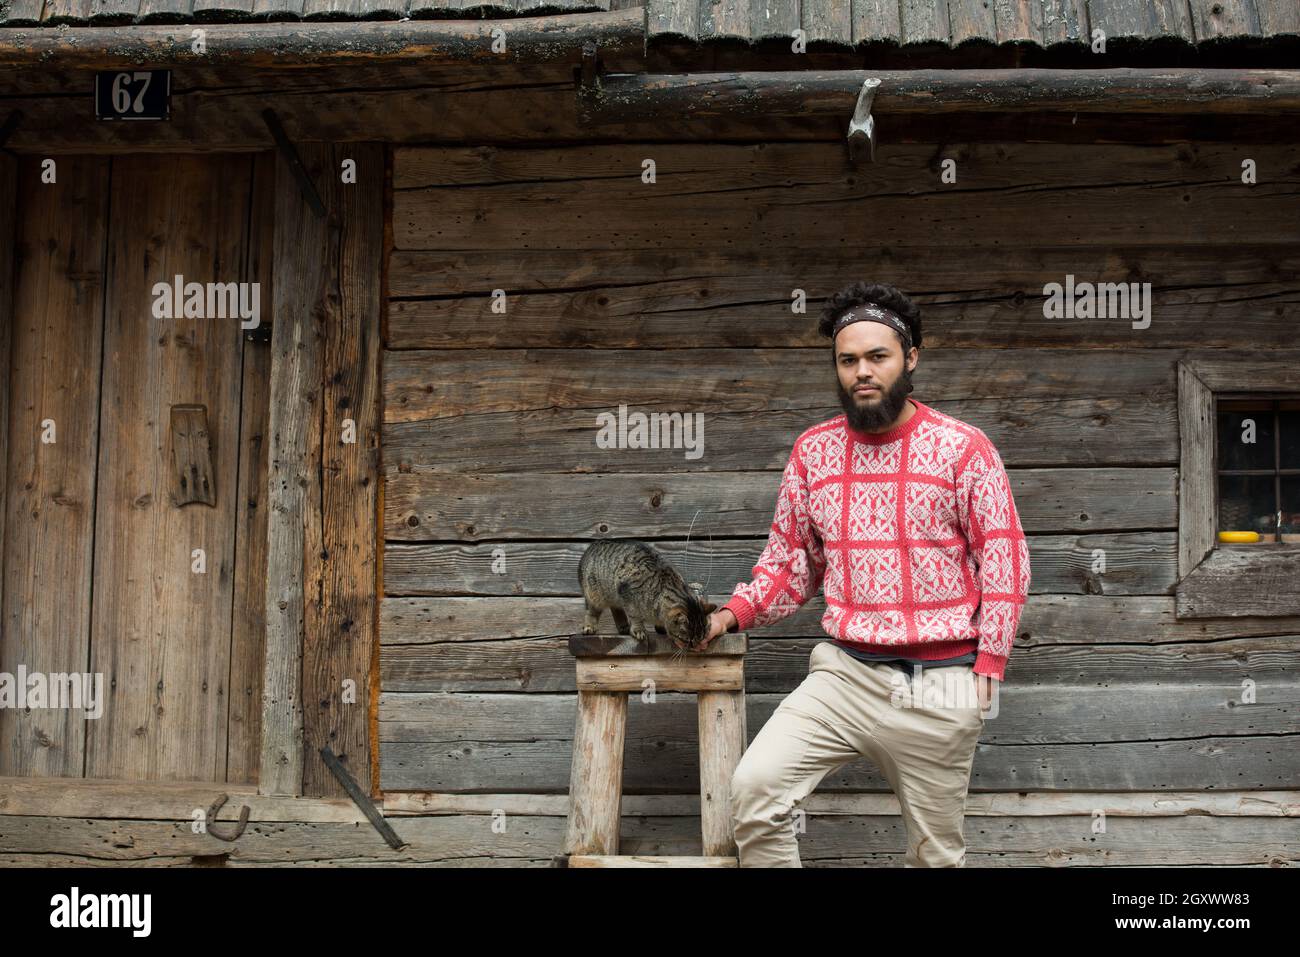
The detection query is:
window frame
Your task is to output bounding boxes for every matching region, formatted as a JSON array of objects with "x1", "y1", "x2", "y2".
[{"x1": 1176, "y1": 359, "x2": 1300, "y2": 619}]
